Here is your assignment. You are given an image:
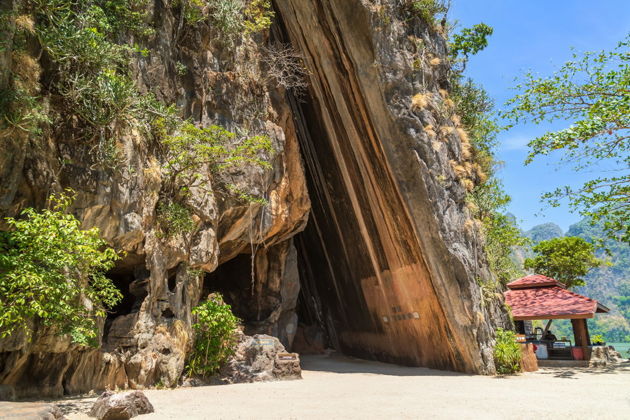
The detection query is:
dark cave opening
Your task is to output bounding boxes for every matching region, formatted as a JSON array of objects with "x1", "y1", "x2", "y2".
[
  {"x1": 203, "y1": 253, "x2": 262, "y2": 324},
  {"x1": 104, "y1": 260, "x2": 149, "y2": 336}
]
